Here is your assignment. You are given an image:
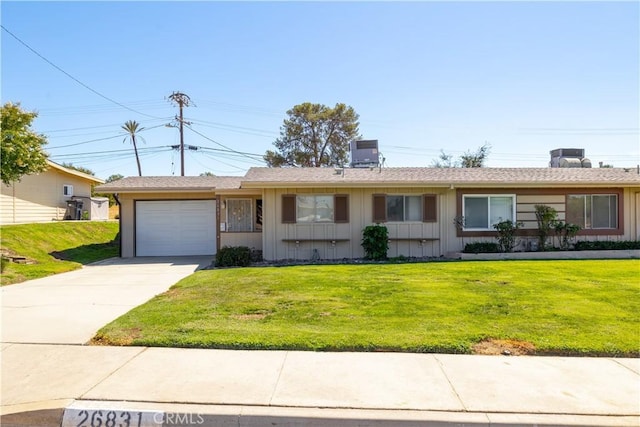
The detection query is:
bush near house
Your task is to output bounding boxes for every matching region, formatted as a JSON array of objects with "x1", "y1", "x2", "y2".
[
  {"x1": 215, "y1": 246, "x2": 252, "y2": 267},
  {"x1": 361, "y1": 224, "x2": 389, "y2": 260},
  {"x1": 463, "y1": 242, "x2": 500, "y2": 253},
  {"x1": 574, "y1": 241, "x2": 640, "y2": 251}
]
